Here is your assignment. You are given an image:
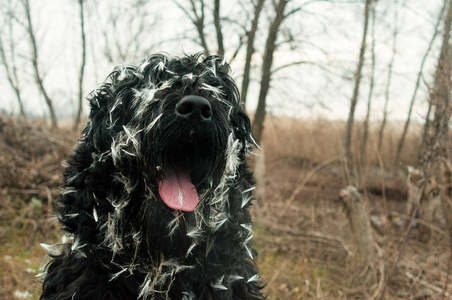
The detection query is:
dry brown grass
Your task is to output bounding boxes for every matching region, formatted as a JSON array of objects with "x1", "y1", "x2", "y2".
[
  {"x1": 252, "y1": 116, "x2": 450, "y2": 299},
  {"x1": 0, "y1": 114, "x2": 448, "y2": 299},
  {"x1": 0, "y1": 116, "x2": 75, "y2": 299}
]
